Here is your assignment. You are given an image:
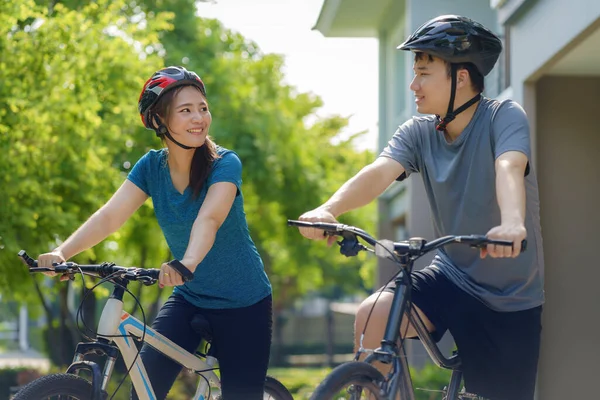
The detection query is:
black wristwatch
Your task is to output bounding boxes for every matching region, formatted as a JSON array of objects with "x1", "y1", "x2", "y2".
[{"x1": 167, "y1": 259, "x2": 195, "y2": 282}]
